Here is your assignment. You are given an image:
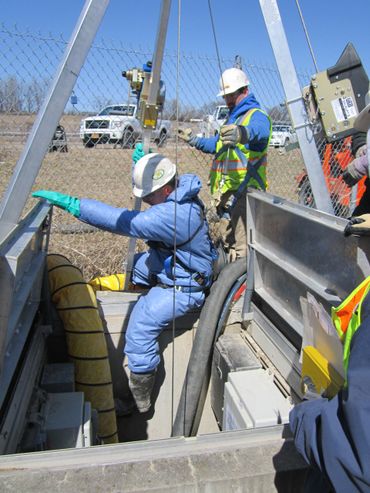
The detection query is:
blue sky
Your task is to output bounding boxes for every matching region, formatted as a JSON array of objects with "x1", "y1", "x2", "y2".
[{"x1": 2, "y1": 0, "x2": 370, "y2": 78}]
